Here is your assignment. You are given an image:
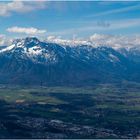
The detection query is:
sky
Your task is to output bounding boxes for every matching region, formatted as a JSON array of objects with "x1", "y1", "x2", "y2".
[{"x1": 0, "y1": 1, "x2": 140, "y2": 45}]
